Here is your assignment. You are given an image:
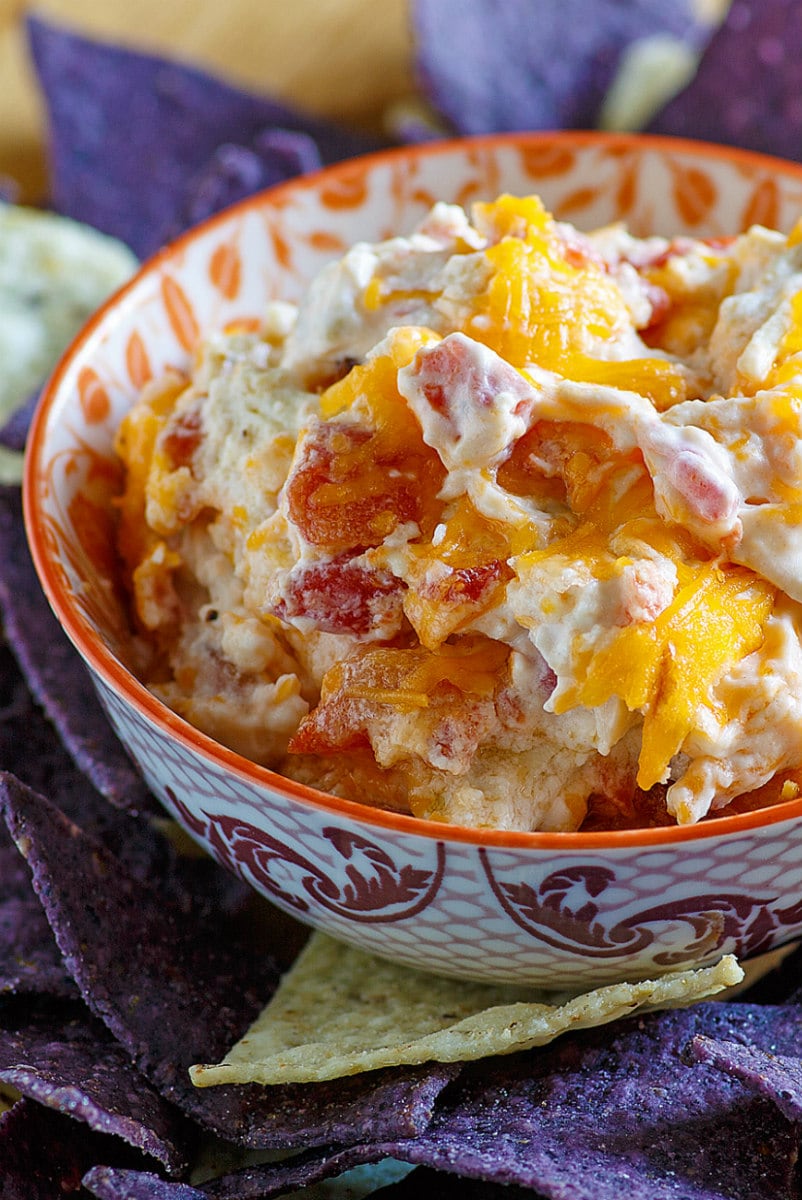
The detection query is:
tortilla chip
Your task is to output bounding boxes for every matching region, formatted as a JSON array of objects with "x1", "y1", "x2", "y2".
[
  {"x1": 190, "y1": 929, "x2": 742, "y2": 1085},
  {"x1": 0, "y1": 998, "x2": 191, "y2": 1175},
  {"x1": 0, "y1": 773, "x2": 457, "y2": 1151},
  {"x1": 689, "y1": 1034, "x2": 802, "y2": 1123},
  {"x1": 0, "y1": 1096, "x2": 145, "y2": 1199},
  {"x1": 0, "y1": 486, "x2": 156, "y2": 815},
  {"x1": 0, "y1": 823, "x2": 76, "y2": 998},
  {"x1": 83, "y1": 1168, "x2": 205, "y2": 1199},
  {"x1": 412, "y1": 0, "x2": 720, "y2": 135},
  {"x1": 27, "y1": 15, "x2": 380, "y2": 257},
  {"x1": 174, "y1": 130, "x2": 322, "y2": 238},
  {"x1": 219, "y1": 1001, "x2": 802, "y2": 1200},
  {"x1": 649, "y1": 0, "x2": 802, "y2": 158}
]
